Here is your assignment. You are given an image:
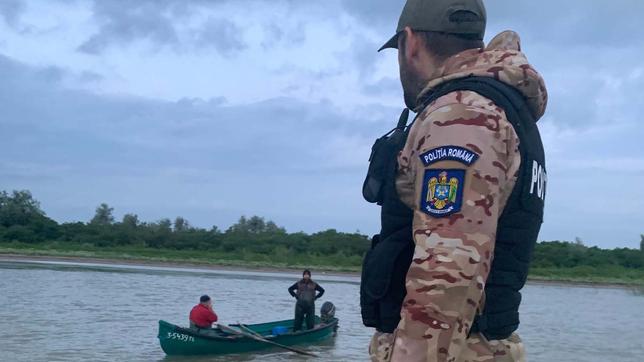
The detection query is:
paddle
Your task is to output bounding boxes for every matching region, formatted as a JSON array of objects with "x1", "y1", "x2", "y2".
[
  {"x1": 237, "y1": 323, "x2": 318, "y2": 357},
  {"x1": 217, "y1": 323, "x2": 317, "y2": 357},
  {"x1": 236, "y1": 323, "x2": 266, "y2": 338}
]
